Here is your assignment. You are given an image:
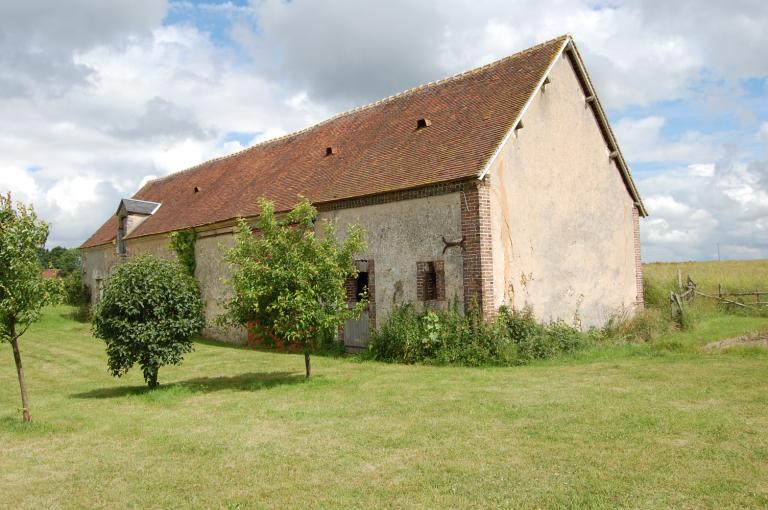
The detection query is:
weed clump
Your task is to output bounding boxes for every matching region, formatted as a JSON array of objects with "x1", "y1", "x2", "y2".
[{"x1": 368, "y1": 303, "x2": 590, "y2": 366}]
